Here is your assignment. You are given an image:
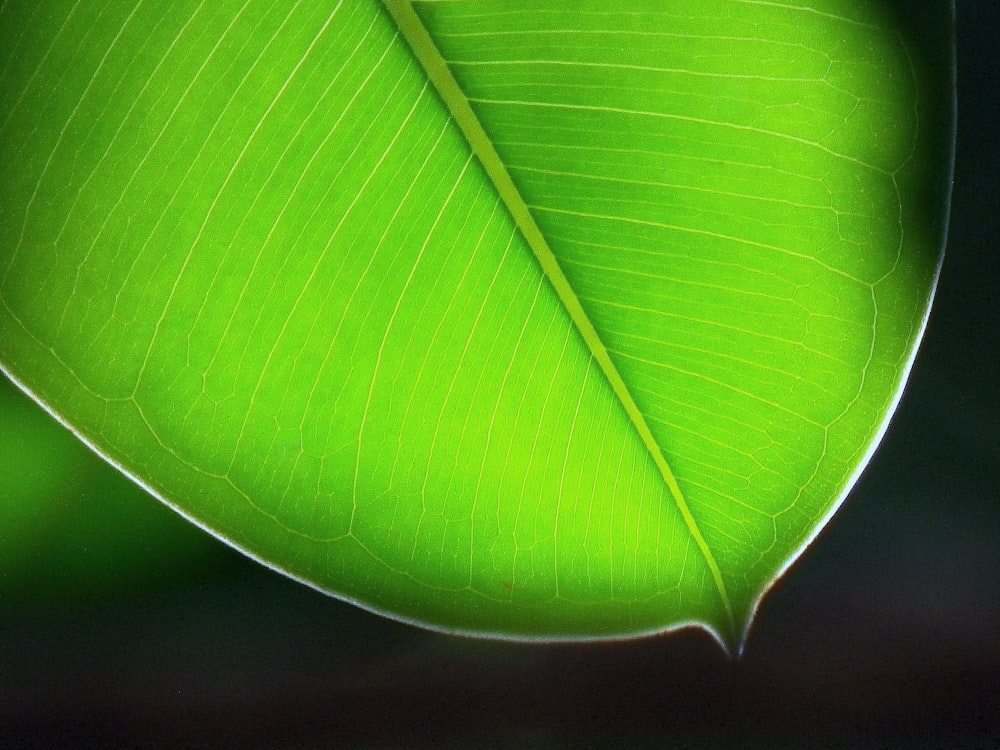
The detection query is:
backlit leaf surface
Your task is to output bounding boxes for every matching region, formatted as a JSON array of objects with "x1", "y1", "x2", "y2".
[{"x1": 0, "y1": 1, "x2": 953, "y2": 650}]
